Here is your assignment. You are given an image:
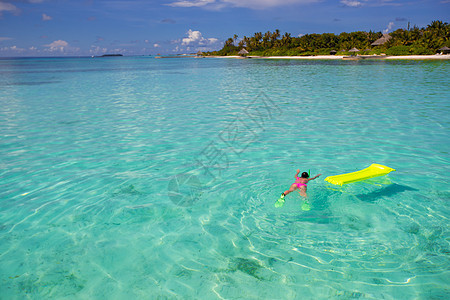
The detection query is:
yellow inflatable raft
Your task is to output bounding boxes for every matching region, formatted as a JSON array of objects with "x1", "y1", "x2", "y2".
[{"x1": 324, "y1": 164, "x2": 395, "y2": 186}]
